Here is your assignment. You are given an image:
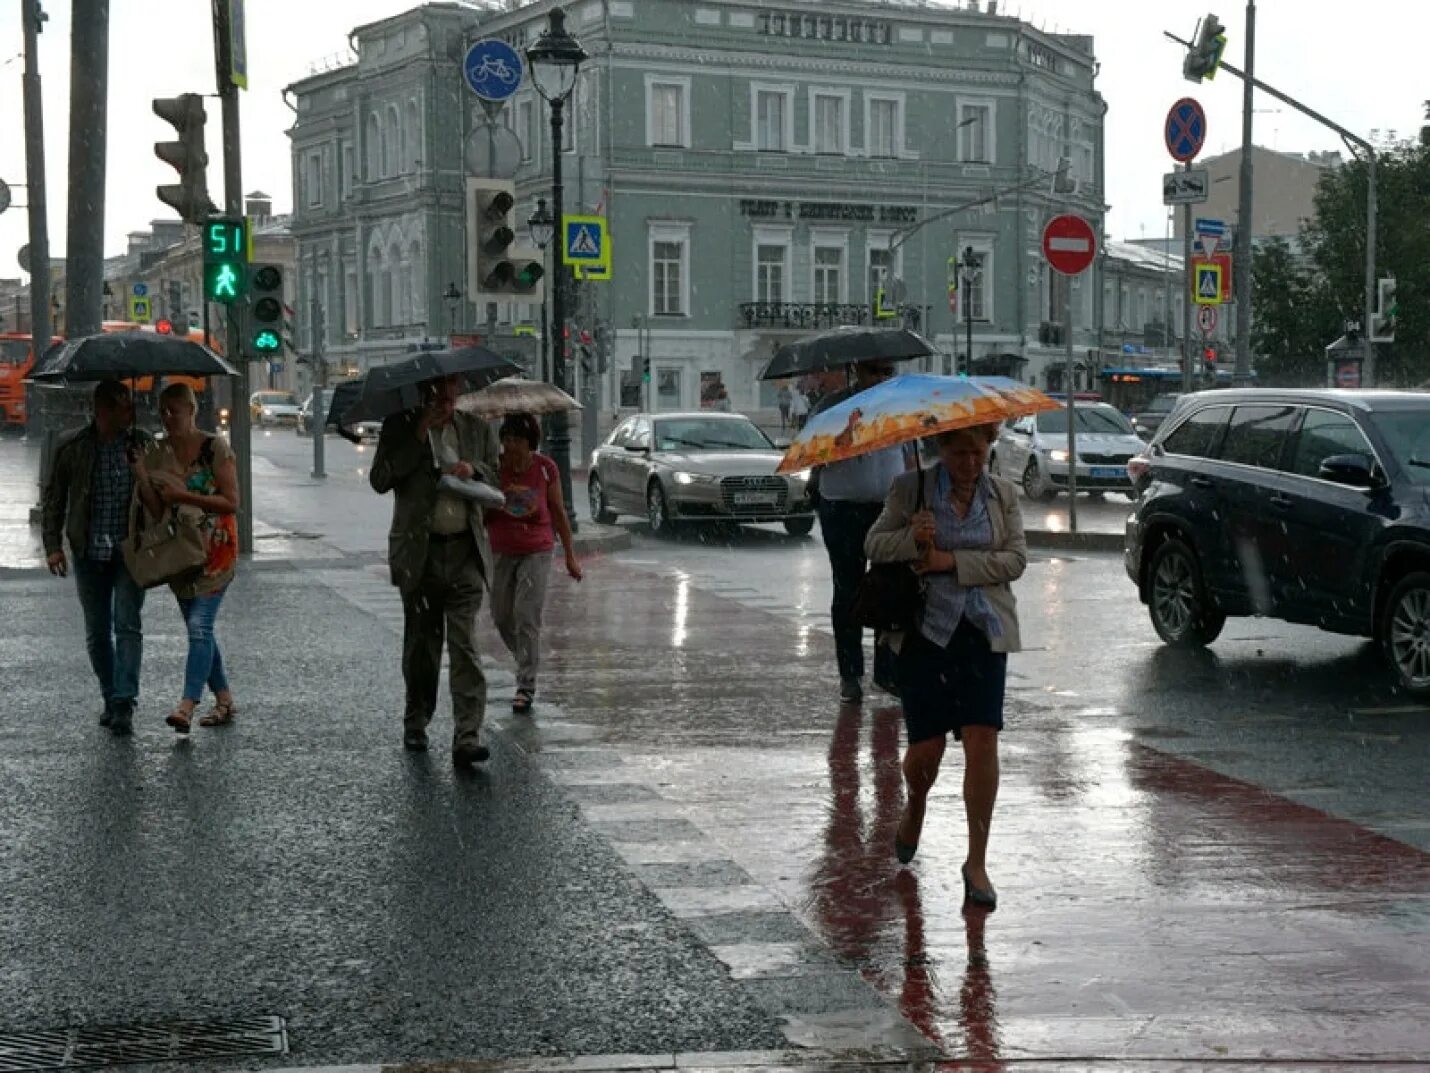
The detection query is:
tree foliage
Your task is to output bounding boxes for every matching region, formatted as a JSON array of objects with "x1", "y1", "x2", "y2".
[
  {"x1": 1291, "y1": 107, "x2": 1430, "y2": 385},
  {"x1": 1250, "y1": 238, "x2": 1340, "y2": 385}
]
